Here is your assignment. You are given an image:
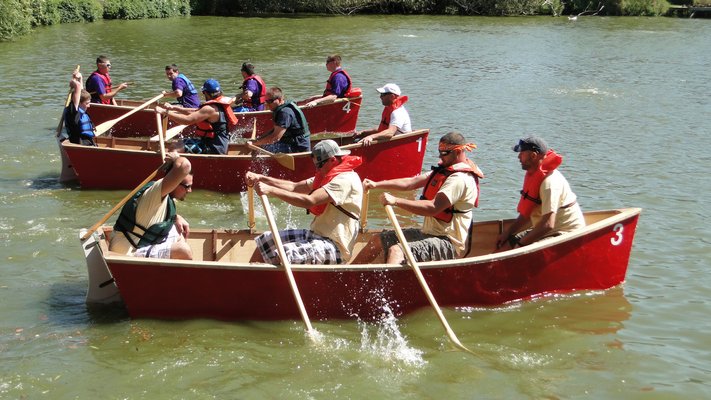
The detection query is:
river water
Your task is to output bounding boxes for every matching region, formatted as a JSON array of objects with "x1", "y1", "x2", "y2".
[{"x1": 0, "y1": 15, "x2": 709, "y2": 399}]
